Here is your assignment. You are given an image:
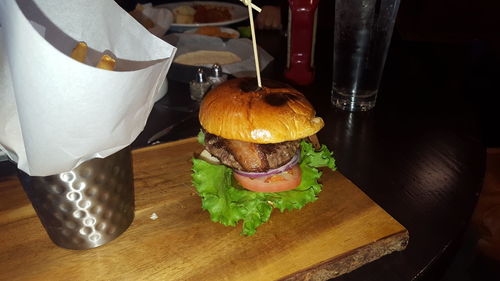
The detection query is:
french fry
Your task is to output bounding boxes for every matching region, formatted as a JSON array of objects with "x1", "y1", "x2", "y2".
[
  {"x1": 71, "y1": 41, "x2": 116, "y2": 71},
  {"x1": 96, "y1": 55, "x2": 116, "y2": 71},
  {"x1": 70, "y1": 42, "x2": 88, "y2": 62}
]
